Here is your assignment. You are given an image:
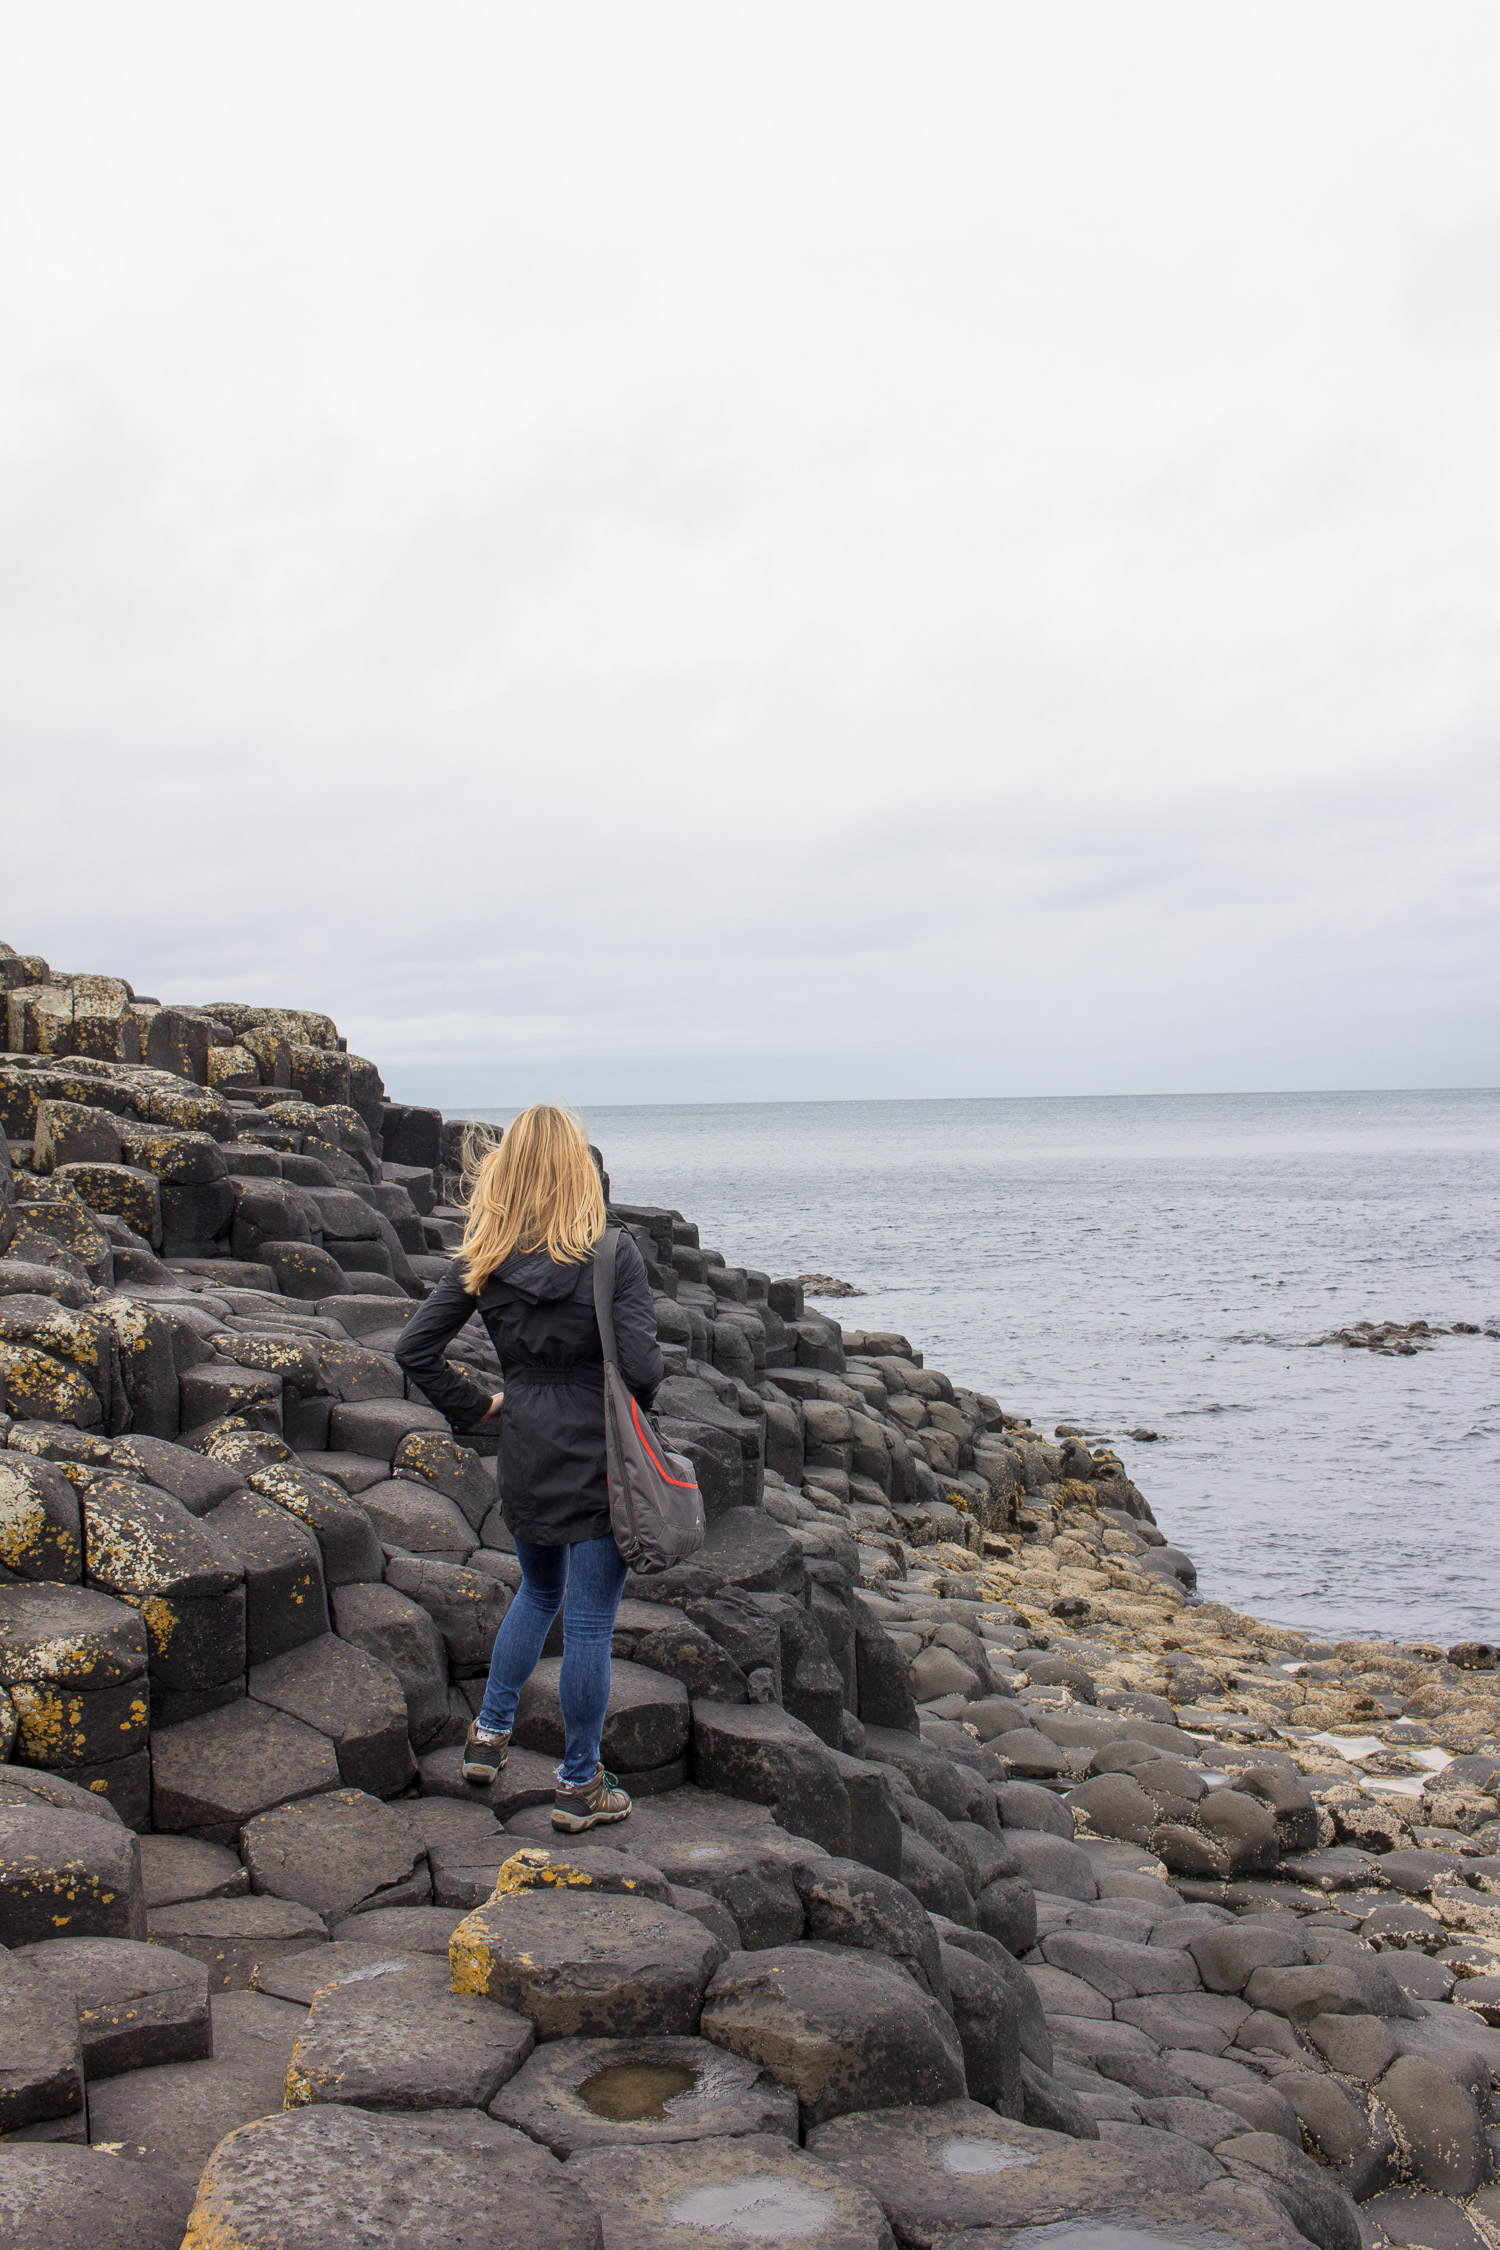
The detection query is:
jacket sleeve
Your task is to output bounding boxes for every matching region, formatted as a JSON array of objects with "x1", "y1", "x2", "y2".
[
  {"x1": 612, "y1": 1229, "x2": 666, "y2": 1410},
  {"x1": 392, "y1": 1260, "x2": 495, "y2": 1432}
]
